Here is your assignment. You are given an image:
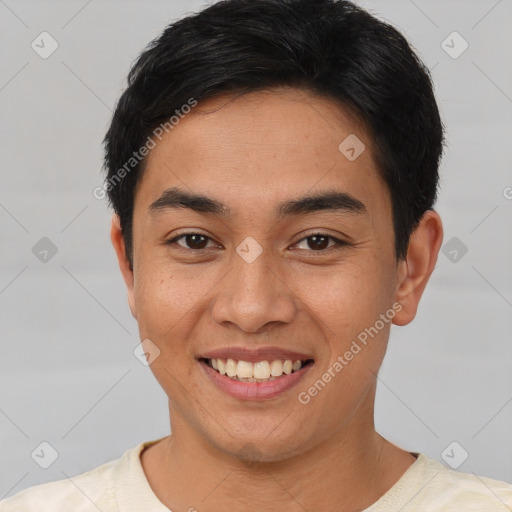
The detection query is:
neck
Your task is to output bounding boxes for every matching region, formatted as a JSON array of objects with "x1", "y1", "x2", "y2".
[{"x1": 141, "y1": 397, "x2": 416, "y2": 511}]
